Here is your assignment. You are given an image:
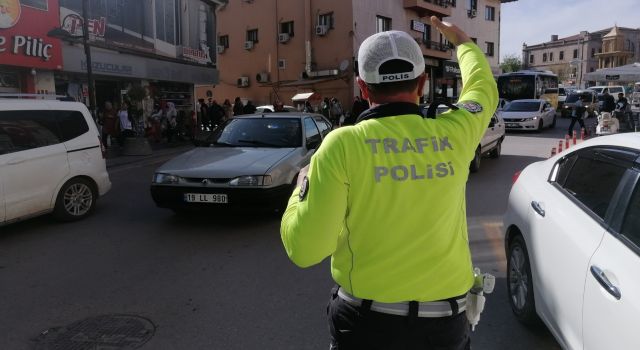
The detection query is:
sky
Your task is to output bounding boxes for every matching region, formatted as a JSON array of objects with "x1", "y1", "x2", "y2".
[{"x1": 500, "y1": 0, "x2": 640, "y2": 61}]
